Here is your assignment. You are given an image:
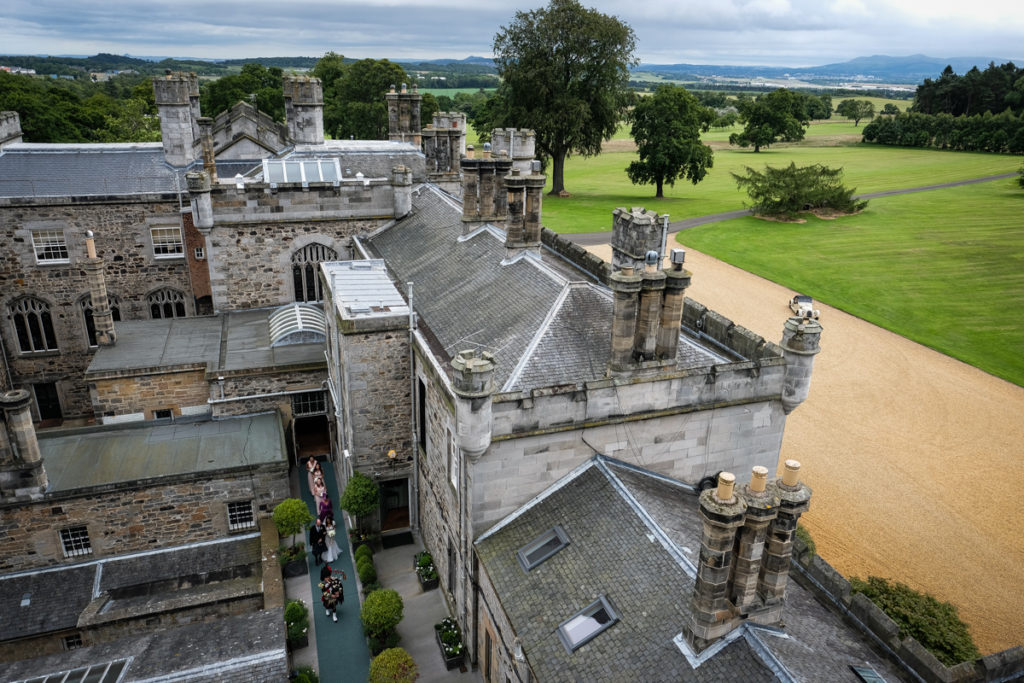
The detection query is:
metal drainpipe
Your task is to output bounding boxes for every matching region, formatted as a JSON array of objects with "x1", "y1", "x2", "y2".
[
  {"x1": 408, "y1": 282, "x2": 419, "y2": 532},
  {"x1": 660, "y1": 213, "x2": 670, "y2": 261}
]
